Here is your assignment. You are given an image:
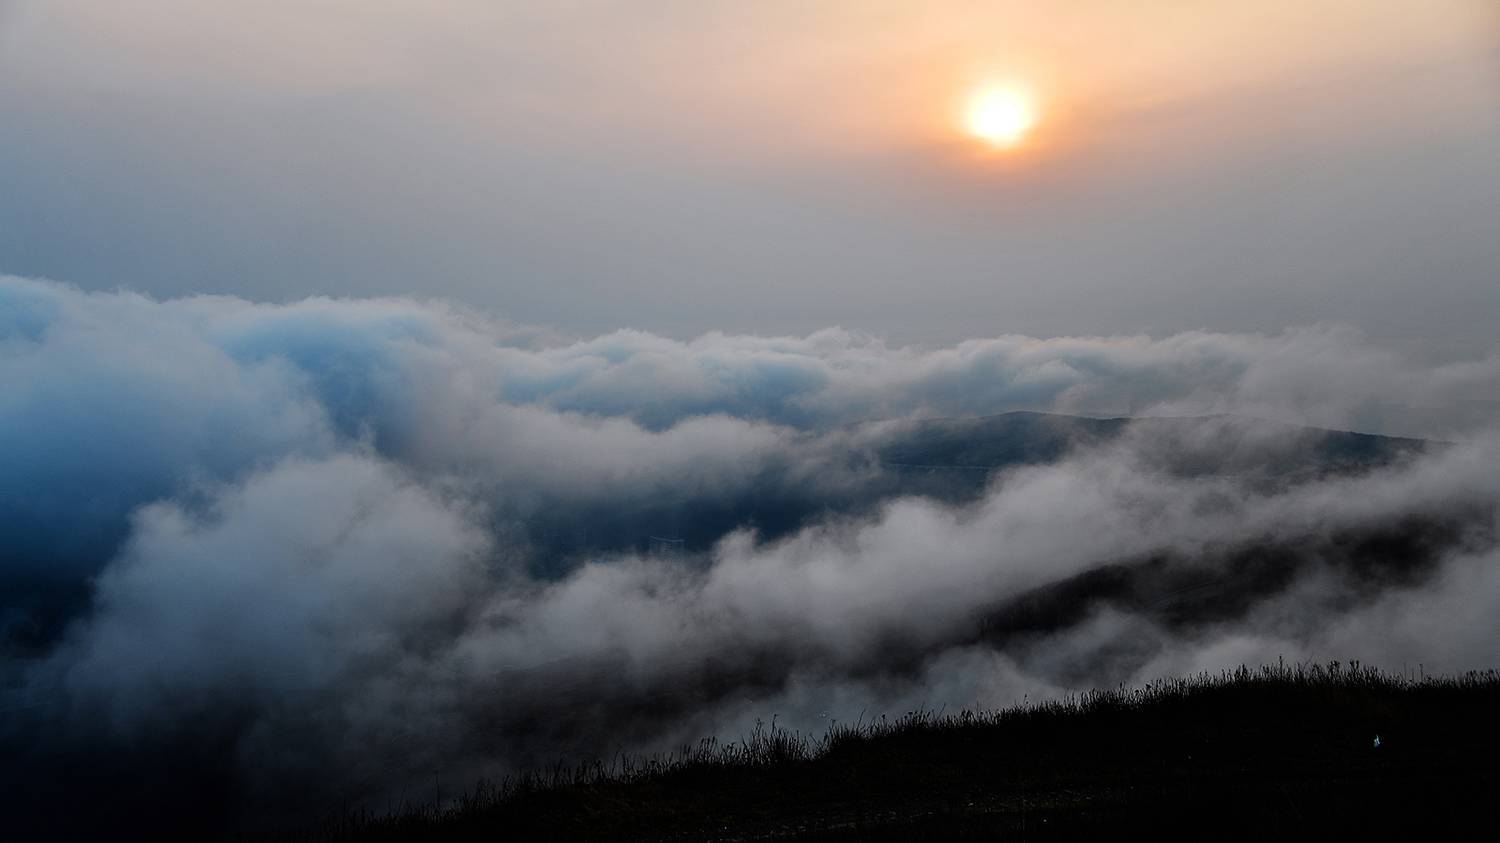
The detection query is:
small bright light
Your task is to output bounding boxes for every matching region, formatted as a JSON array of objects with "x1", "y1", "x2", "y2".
[{"x1": 967, "y1": 86, "x2": 1037, "y2": 147}]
